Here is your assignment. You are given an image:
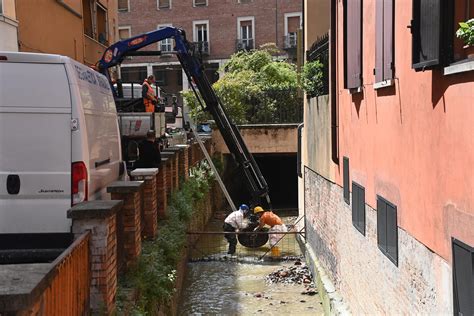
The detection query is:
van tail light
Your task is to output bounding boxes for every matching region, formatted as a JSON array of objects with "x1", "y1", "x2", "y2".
[{"x1": 72, "y1": 162, "x2": 88, "y2": 206}]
